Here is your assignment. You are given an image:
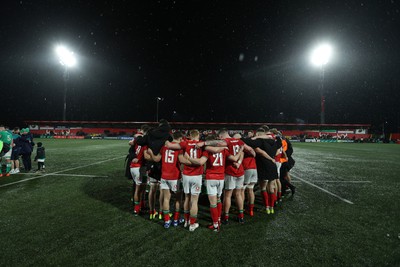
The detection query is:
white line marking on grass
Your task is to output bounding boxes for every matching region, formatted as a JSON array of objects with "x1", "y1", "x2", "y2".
[
  {"x1": 291, "y1": 173, "x2": 354, "y2": 205},
  {"x1": 44, "y1": 173, "x2": 109, "y2": 178},
  {"x1": 0, "y1": 156, "x2": 124, "y2": 188},
  {"x1": 13, "y1": 173, "x2": 109, "y2": 178},
  {"x1": 312, "y1": 180, "x2": 372, "y2": 184}
]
